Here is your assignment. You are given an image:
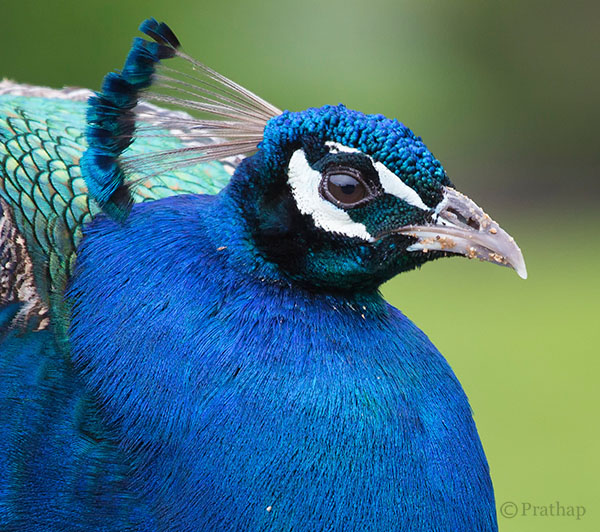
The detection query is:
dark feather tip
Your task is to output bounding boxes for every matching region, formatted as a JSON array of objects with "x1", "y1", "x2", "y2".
[{"x1": 139, "y1": 18, "x2": 181, "y2": 49}]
